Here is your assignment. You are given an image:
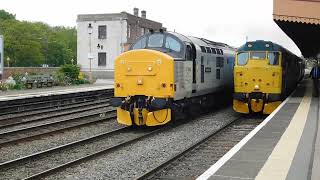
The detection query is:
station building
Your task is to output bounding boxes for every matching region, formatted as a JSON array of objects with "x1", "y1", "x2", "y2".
[
  {"x1": 77, "y1": 8, "x2": 163, "y2": 79},
  {"x1": 273, "y1": 0, "x2": 320, "y2": 58}
]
